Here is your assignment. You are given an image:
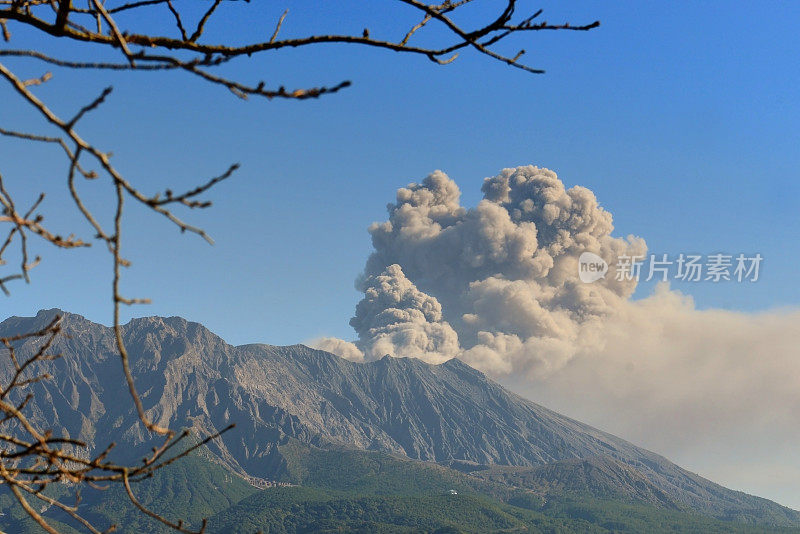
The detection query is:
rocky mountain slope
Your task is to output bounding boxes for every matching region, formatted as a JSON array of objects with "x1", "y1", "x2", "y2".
[{"x1": 1, "y1": 309, "x2": 798, "y2": 528}]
